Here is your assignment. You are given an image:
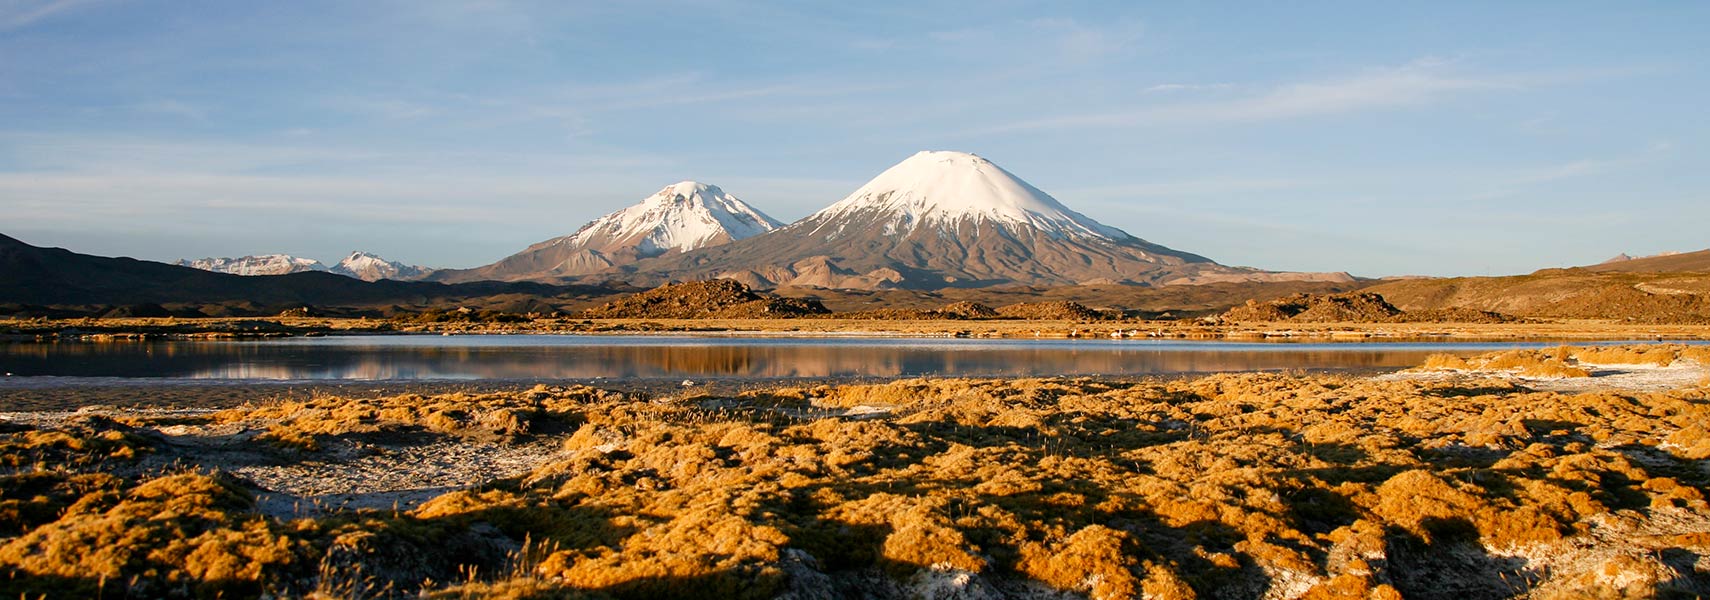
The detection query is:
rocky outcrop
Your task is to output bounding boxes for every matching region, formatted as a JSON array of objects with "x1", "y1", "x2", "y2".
[{"x1": 579, "y1": 280, "x2": 829, "y2": 319}]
